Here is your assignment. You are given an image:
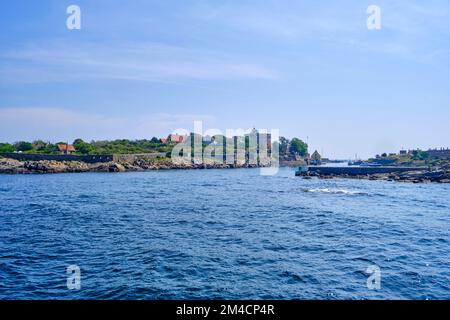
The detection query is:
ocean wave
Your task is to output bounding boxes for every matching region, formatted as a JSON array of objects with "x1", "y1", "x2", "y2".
[
  {"x1": 1, "y1": 169, "x2": 449, "y2": 299},
  {"x1": 302, "y1": 188, "x2": 367, "y2": 195}
]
